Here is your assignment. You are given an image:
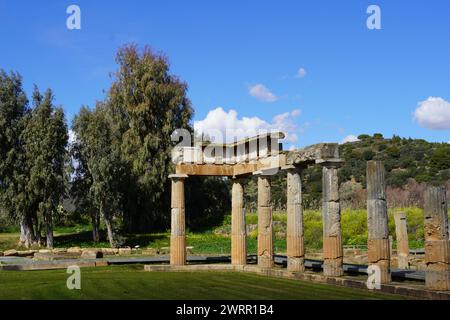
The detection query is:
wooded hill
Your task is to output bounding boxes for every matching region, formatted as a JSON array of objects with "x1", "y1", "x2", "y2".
[{"x1": 243, "y1": 134, "x2": 450, "y2": 211}]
